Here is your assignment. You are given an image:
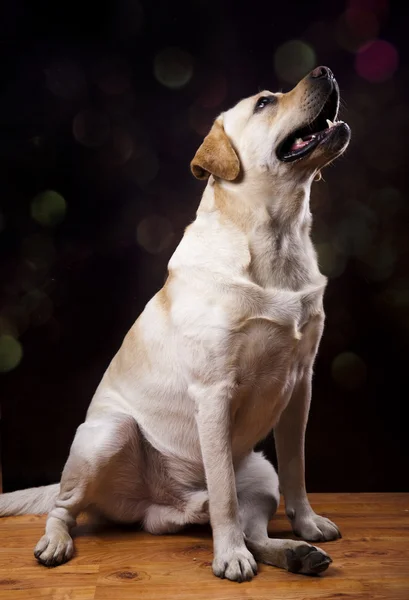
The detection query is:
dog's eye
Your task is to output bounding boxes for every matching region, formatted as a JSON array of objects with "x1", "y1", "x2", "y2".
[{"x1": 254, "y1": 96, "x2": 275, "y2": 111}]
